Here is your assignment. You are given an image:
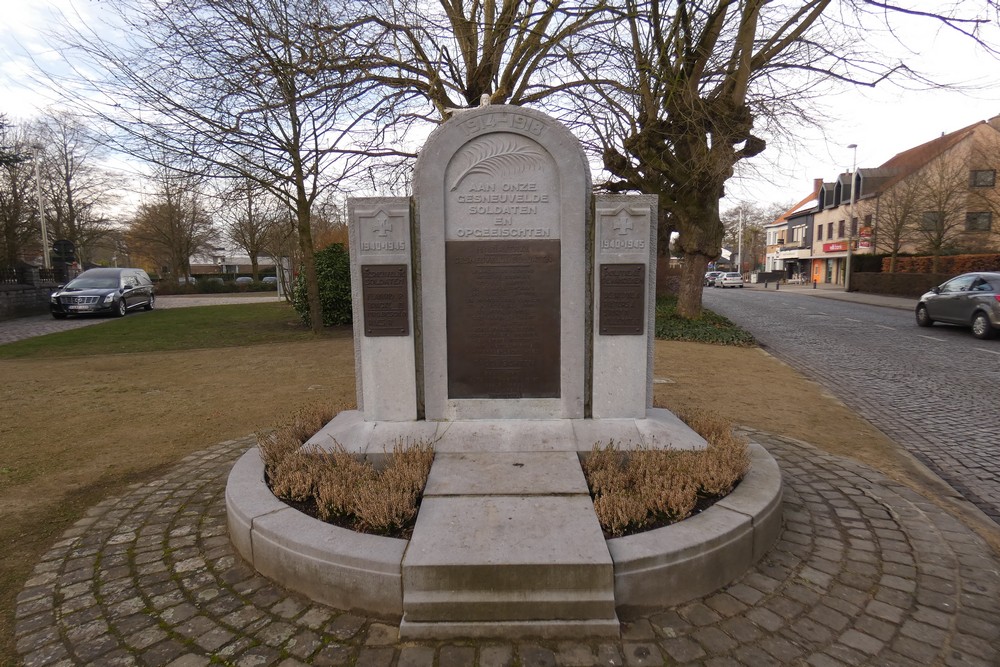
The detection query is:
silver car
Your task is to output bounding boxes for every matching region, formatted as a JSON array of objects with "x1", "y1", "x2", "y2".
[
  {"x1": 916, "y1": 272, "x2": 1000, "y2": 340},
  {"x1": 714, "y1": 272, "x2": 744, "y2": 288}
]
